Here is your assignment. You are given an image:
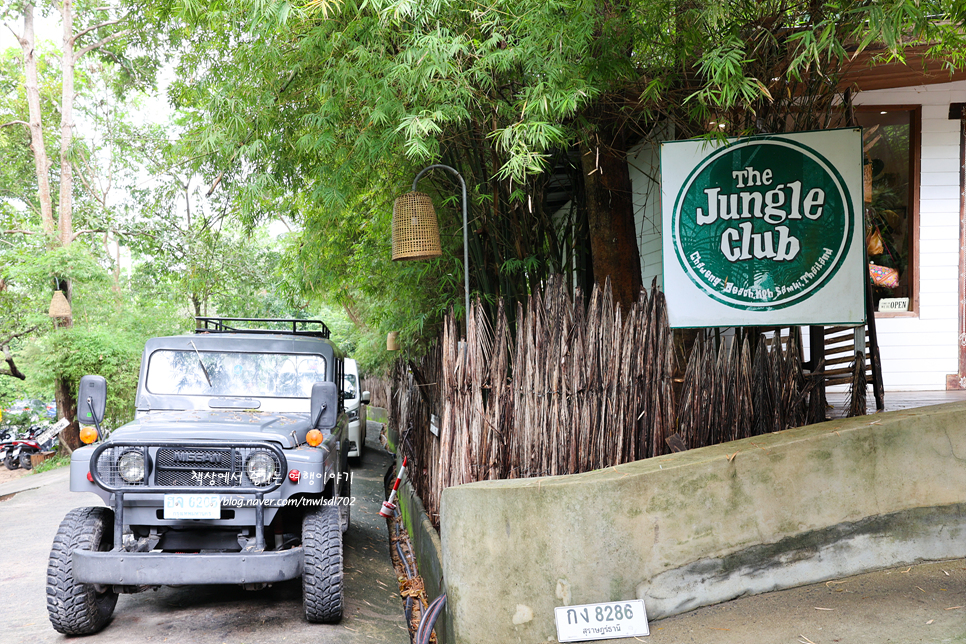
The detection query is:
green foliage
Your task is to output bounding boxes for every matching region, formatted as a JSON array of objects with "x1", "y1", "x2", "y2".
[
  {"x1": 8, "y1": 244, "x2": 109, "y2": 292},
  {"x1": 632, "y1": 0, "x2": 966, "y2": 136},
  {"x1": 0, "y1": 377, "x2": 24, "y2": 410},
  {"x1": 0, "y1": 1, "x2": 222, "y2": 429},
  {"x1": 315, "y1": 302, "x2": 355, "y2": 354},
  {"x1": 278, "y1": 188, "x2": 456, "y2": 374},
  {"x1": 0, "y1": 409, "x2": 40, "y2": 434},
  {"x1": 0, "y1": 281, "x2": 46, "y2": 339},
  {"x1": 33, "y1": 452, "x2": 70, "y2": 473},
  {"x1": 148, "y1": 0, "x2": 966, "y2": 369},
  {"x1": 22, "y1": 294, "x2": 189, "y2": 429},
  {"x1": 0, "y1": 43, "x2": 63, "y2": 220},
  {"x1": 25, "y1": 326, "x2": 140, "y2": 428},
  {"x1": 128, "y1": 203, "x2": 306, "y2": 320}
]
